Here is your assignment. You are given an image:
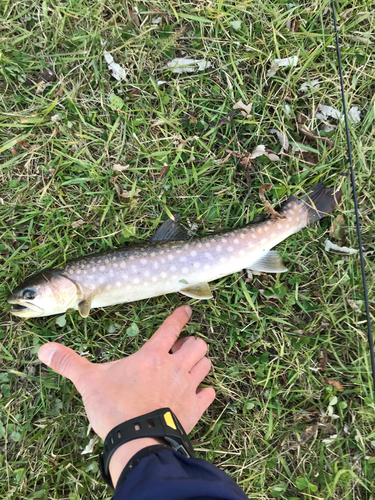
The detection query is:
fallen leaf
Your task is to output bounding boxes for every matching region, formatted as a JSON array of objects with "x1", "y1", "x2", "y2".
[
  {"x1": 71, "y1": 220, "x2": 85, "y2": 228},
  {"x1": 152, "y1": 16, "x2": 162, "y2": 24},
  {"x1": 160, "y1": 163, "x2": 169, "y2": 178},
  {"x1": 81, "y1": 436, "x2": 99, "y2": 455},
  {"x1": 323, "y1": 379, "x2": 344, "y2": 392},
  {"x1": 250, "y1": 144, "x2": 280, "y2": 161},
  {"x1": 10, "y1": 147, "x2": 17, "y2": 154},
  {"x1": 347, "y1": 298, "x2": 363, "y2": 313},
  {"x1": 55, "y1": 85, "x2": 64, "y2": 96},
  {"x1": 233, "y1": 100, "x2": 252, "y2": 117},
  {"x1": 289, "y1": 425, "x2": 318, "y2": 449},
  {"x1": 217, "y1": 108, "x2": 239, "y2": 126},
  {"x1": 348, "y1": 106, "x2": 361, "y2": 124},
  {"x1": 297, "y1": 124, "x2": 334, "y2": 145},
  {"x1": 17, "y1": 140, "x2": 29, "y2": 149},
  {"x1": 267, "y1": 56, "x2": 299, "y2": 77},
  {"x1": 259, "y1": 183, "x2": 286, "y2": 220},
  {"x1": 112, "y1": 178, "x2": 141, "y2": 199},
  {"x1": 324, "y1": 239, "x2": 358, "y2": 255},
  {"x1": 286, "y1": 18, "x2": 301, "y2": 31},
  {"x1": 103, "y1": 50, "x2": 127, "y2": 81},
  {"x1": 112, "y1": 163, "x2": 129, "y2": 172},
  {"x1": 40, "y1": 68, "x2": 56, "y2": 83},
  {"x1": 329, "y1": 214, "x2": 345, "y2": 241},
  {"x1": 319, "y1": 349, "x2": 328, "y2": 371},
  {"x1": 316, "y1": 104, "x2": 341, "y2": 121},
  {"x1": 51, "y1": 114, "x2": 62, "y2": 123},
  {"x1": 269, "y1": 128, "x2": 289, "y2": 152},
  {"x1": 229, "y1": 20, "x2": 241, "y2": 29},
  {"x1": 157, "y1": 80, "x2": 167, "y2": 86},
  {"x1": 299, "y1": 79, "x2": 320, "y2": 92},
  {"x1": 35, "y1": 81, "x2": 47, "y2": 94},
  {"x1": 127, "y1": 6, "x2": 140, "y2": 27},
  {"x1": 109, "y1": 94, "x2": 125, "y2": 110},
  {"x1": 164, "y1": 58, "x2": 212, "y2": 73}
]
